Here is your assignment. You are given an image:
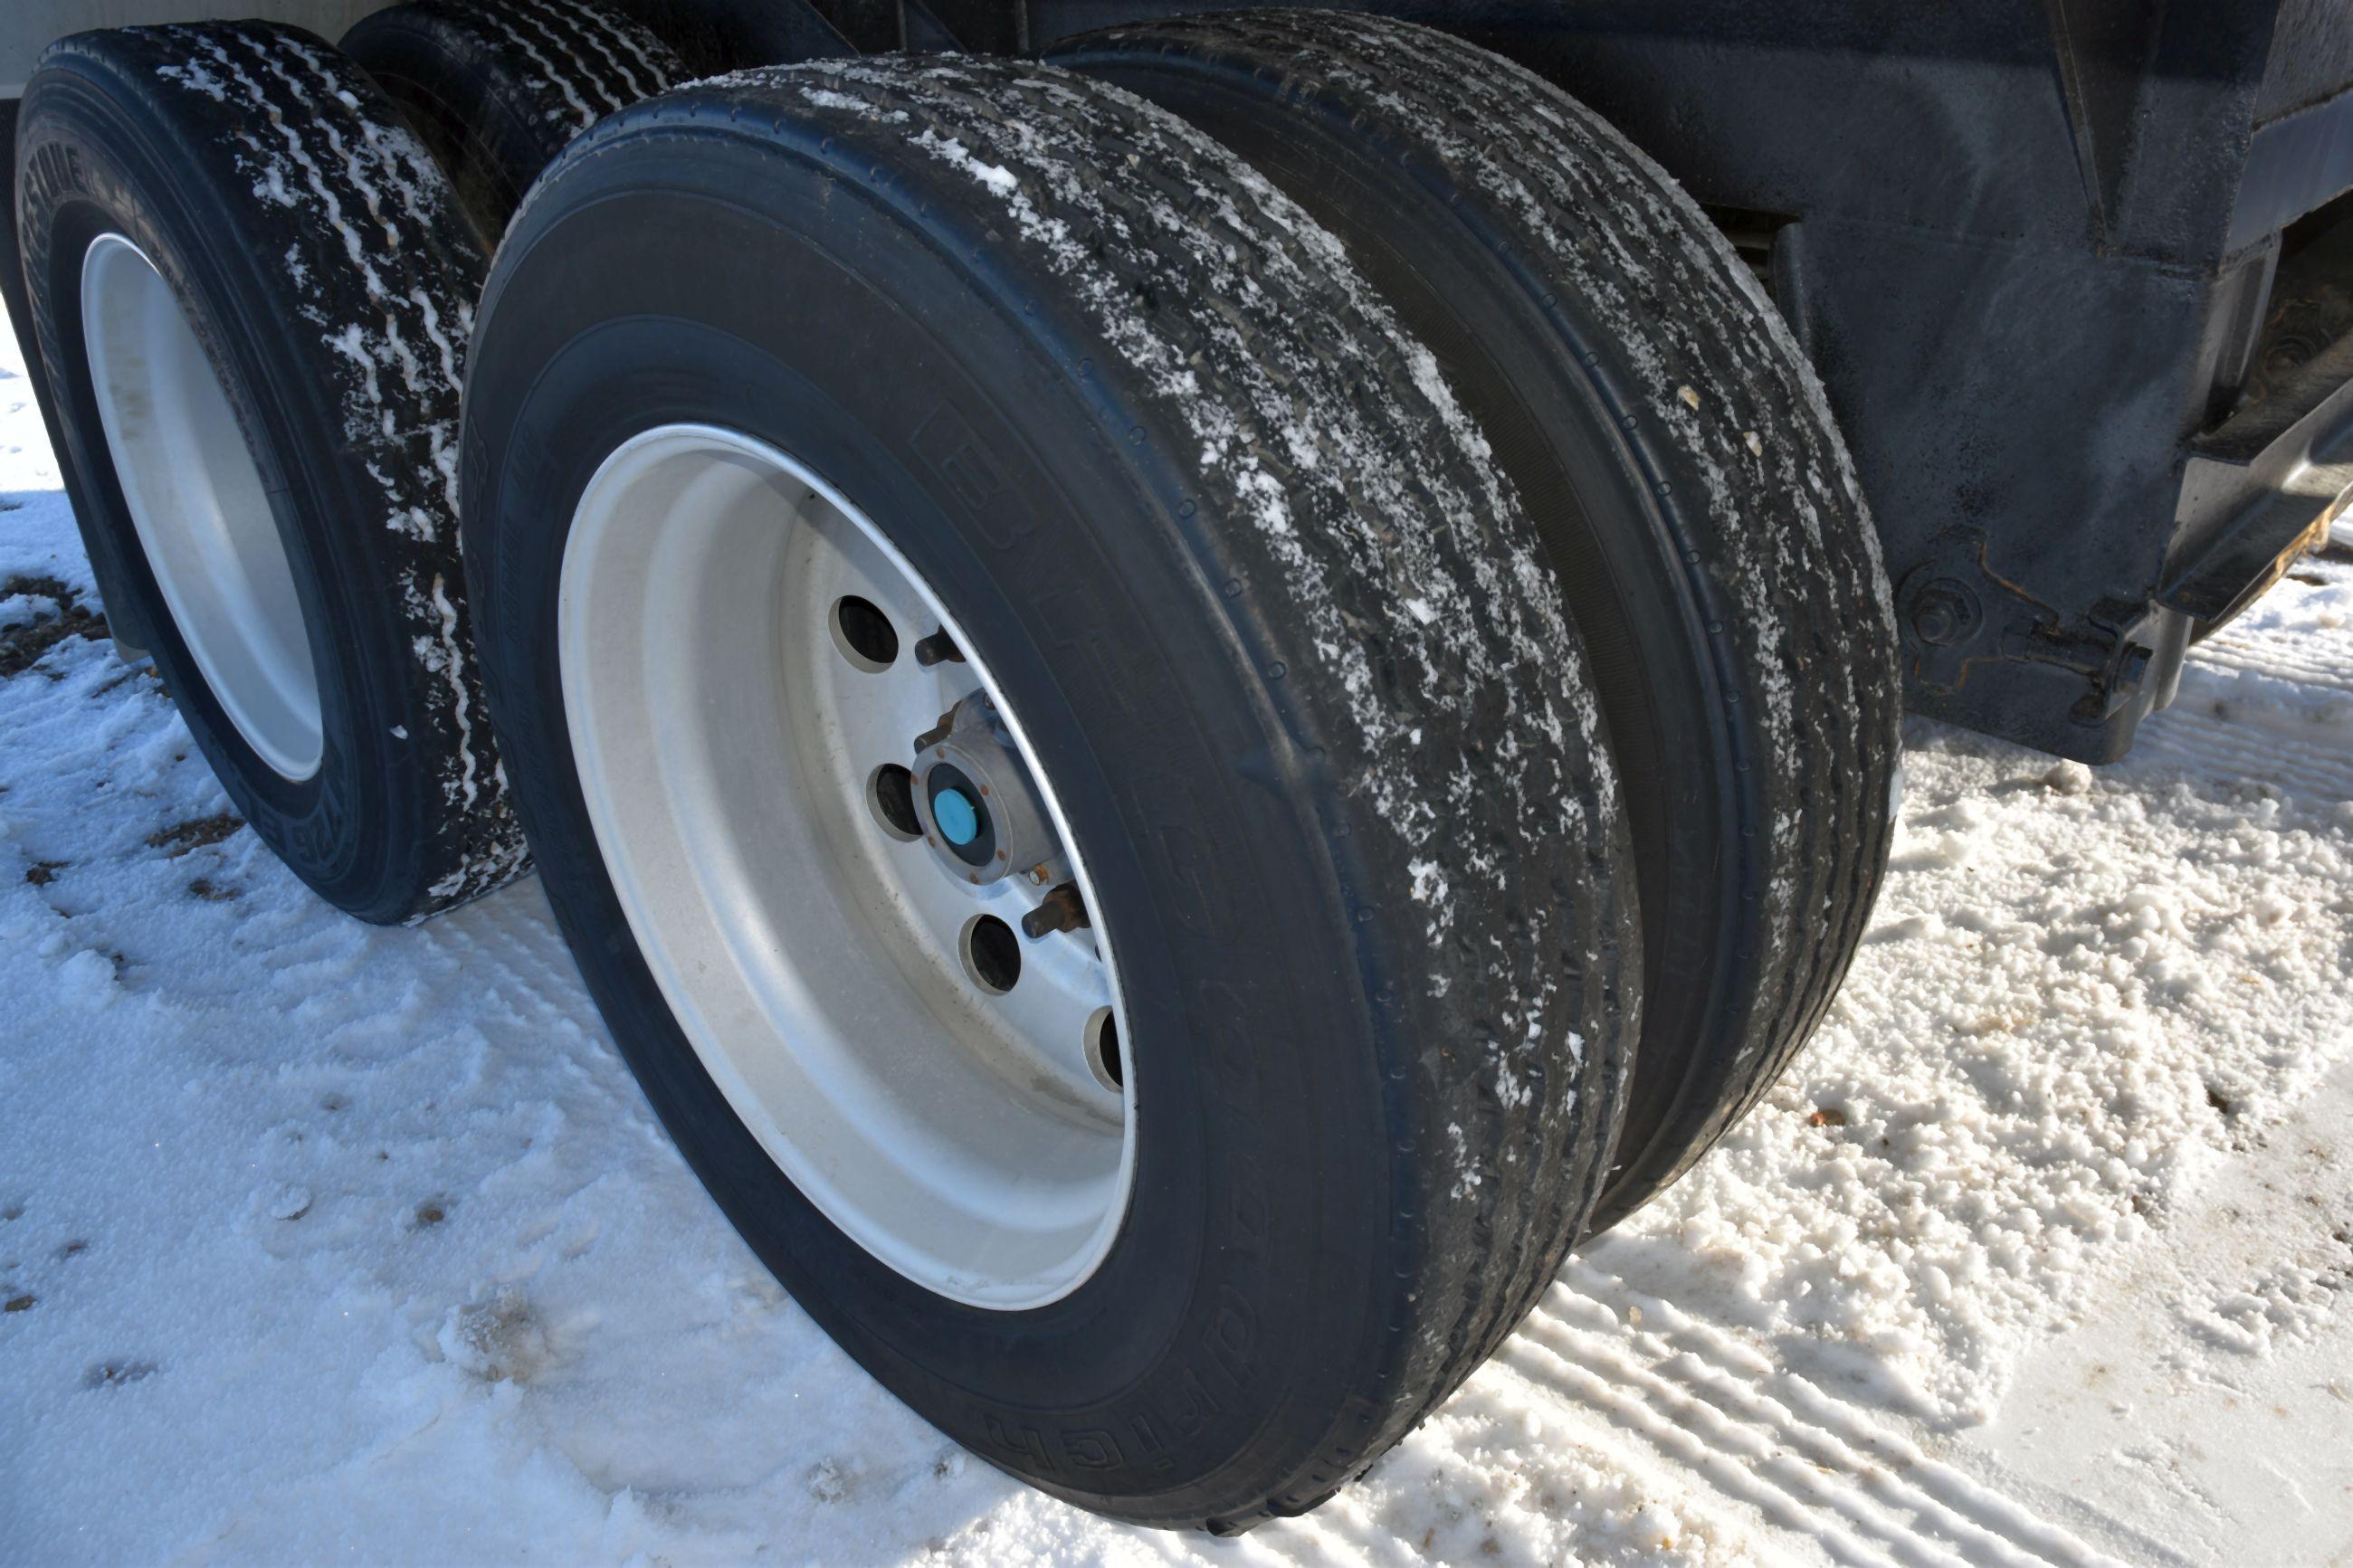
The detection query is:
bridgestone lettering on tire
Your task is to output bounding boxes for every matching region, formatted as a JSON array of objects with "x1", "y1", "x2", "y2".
[
  {"x1": 1062, "y1": 12, "x2": 1905, "y2": 1227},
  {"x1": 462, "y1": 57, "x2": 1641, "y2": 1530},
  {"x1": 15, "y1": 23, "x2": 528, "y2": 922},
  {"x1": 342, "y1": 0, "x2": 685, "y2": 245}
]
